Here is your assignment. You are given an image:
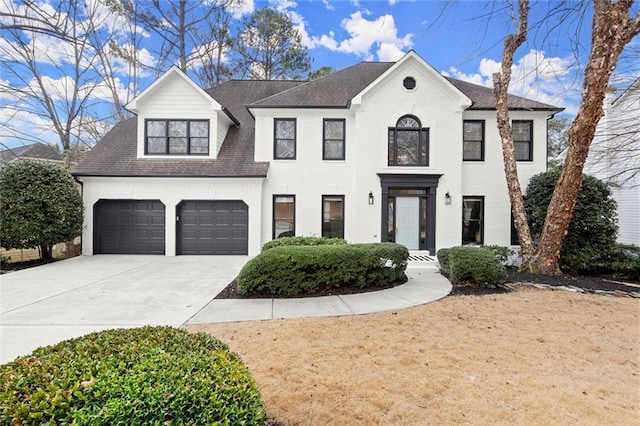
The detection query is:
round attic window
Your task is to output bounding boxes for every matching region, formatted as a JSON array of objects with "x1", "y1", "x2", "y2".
[{"x1": 403, "y1": 76, "x2": 417, "y2": 90}]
